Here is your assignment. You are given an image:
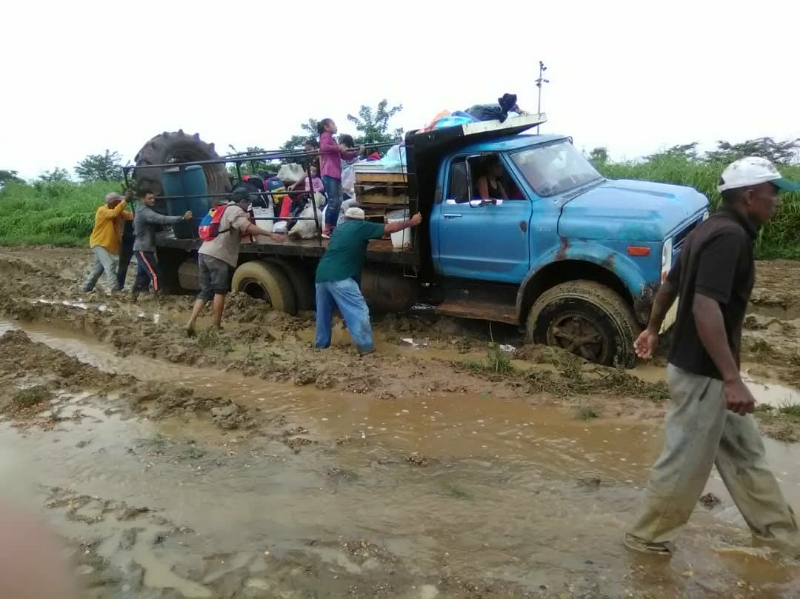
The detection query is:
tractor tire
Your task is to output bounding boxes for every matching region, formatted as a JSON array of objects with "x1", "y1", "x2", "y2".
[
  {"x1": 264, "y1": 259, "x2": 316, "y2": 311},
  {"x1": 133, "y1": 130, "x2": 230, "y2": 197},
  {"x1": 231, "y1": 260, "x2": 297, "y2": 315},
  {"x1": 526, "y1": 280, "x2": 639, "y2": 368}
]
